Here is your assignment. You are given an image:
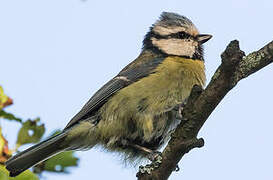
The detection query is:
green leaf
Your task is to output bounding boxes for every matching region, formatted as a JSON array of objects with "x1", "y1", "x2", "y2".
[
  {"x1": 0, "y1": 110, "x2": 22, "y2": 123},
  {"x1": 33, "y1": 151, "x2": 79, "y2": 174},
  {"x1": 16, "y1": 119, "x2": 45, "y2": 147},
  {"x1": 0, "y1": 165, "x2": 39, "y2": 180},
  {"x1": 43, "y1": 151, "x2": 78, "y2": 173}
]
